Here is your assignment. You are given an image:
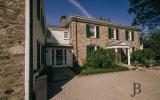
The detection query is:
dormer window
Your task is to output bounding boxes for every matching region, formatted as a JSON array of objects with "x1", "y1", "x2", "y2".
[{"x1": 64, "y1": 32, "x2": 69, "y2": 39}]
